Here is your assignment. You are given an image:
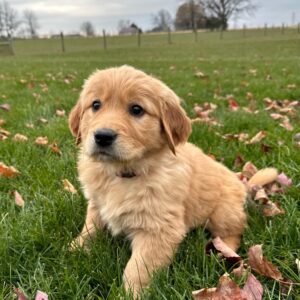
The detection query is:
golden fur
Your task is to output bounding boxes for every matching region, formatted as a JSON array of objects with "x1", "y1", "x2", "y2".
[{"x1": 69, "y1": 65, "x2": 248, "y2": 296}]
